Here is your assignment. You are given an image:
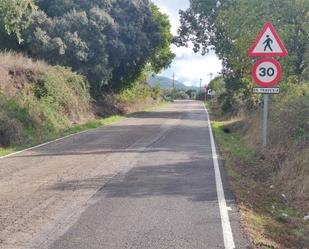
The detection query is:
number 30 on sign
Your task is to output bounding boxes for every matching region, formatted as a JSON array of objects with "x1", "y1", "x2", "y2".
[{"x1": 252, "y1": 58, "x2": 282, "y2": 87}]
